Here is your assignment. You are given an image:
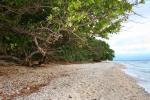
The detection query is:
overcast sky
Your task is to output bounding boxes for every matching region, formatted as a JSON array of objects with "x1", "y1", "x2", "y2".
[{"x1": 108, "y1": 1, "x2": 150, "y2": 60}]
